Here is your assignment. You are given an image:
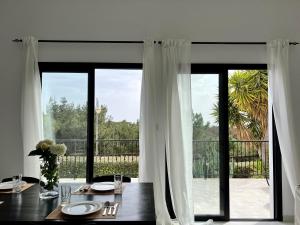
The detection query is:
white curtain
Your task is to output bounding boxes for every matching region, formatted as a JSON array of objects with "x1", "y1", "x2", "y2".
[
  {"x1": 139, "y1": 41, "x2": 171, "y2": 225},
  {"x1": 21, "y1": 36, "x2": 43, "y2": 178},
  {"x1": 267, "y1": 39, "x2": 300, "y2": 222},
  {"x1": 162, "y1": 40, "x2": 194, "y2": 225},
  {"x1": 139, "y1": 40, "x2": 194, "y2": 225}
]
